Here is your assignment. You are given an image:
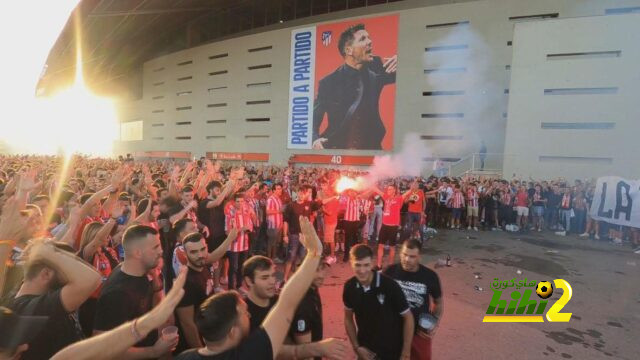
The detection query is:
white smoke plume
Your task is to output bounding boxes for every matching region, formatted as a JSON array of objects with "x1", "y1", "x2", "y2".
[
  {"x1": 422, "y1": 23, "x2": 502, "y2": 158},
  {"x1": 364, "y1": 132, "x2": 430, "y2": 185}
]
